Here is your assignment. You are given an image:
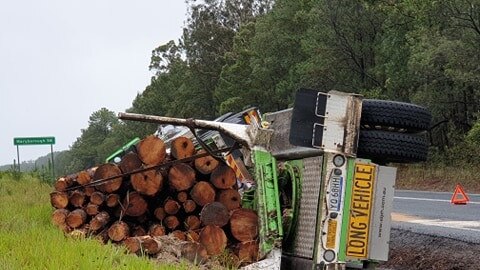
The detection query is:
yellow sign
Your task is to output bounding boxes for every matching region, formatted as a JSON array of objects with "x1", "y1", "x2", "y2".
[
  {"x1": 326, "y1": 219, "x2": 338, "y2": 249},
  {"x1": 346, "y1": 163, "x2": 376, "y2": 258}
]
